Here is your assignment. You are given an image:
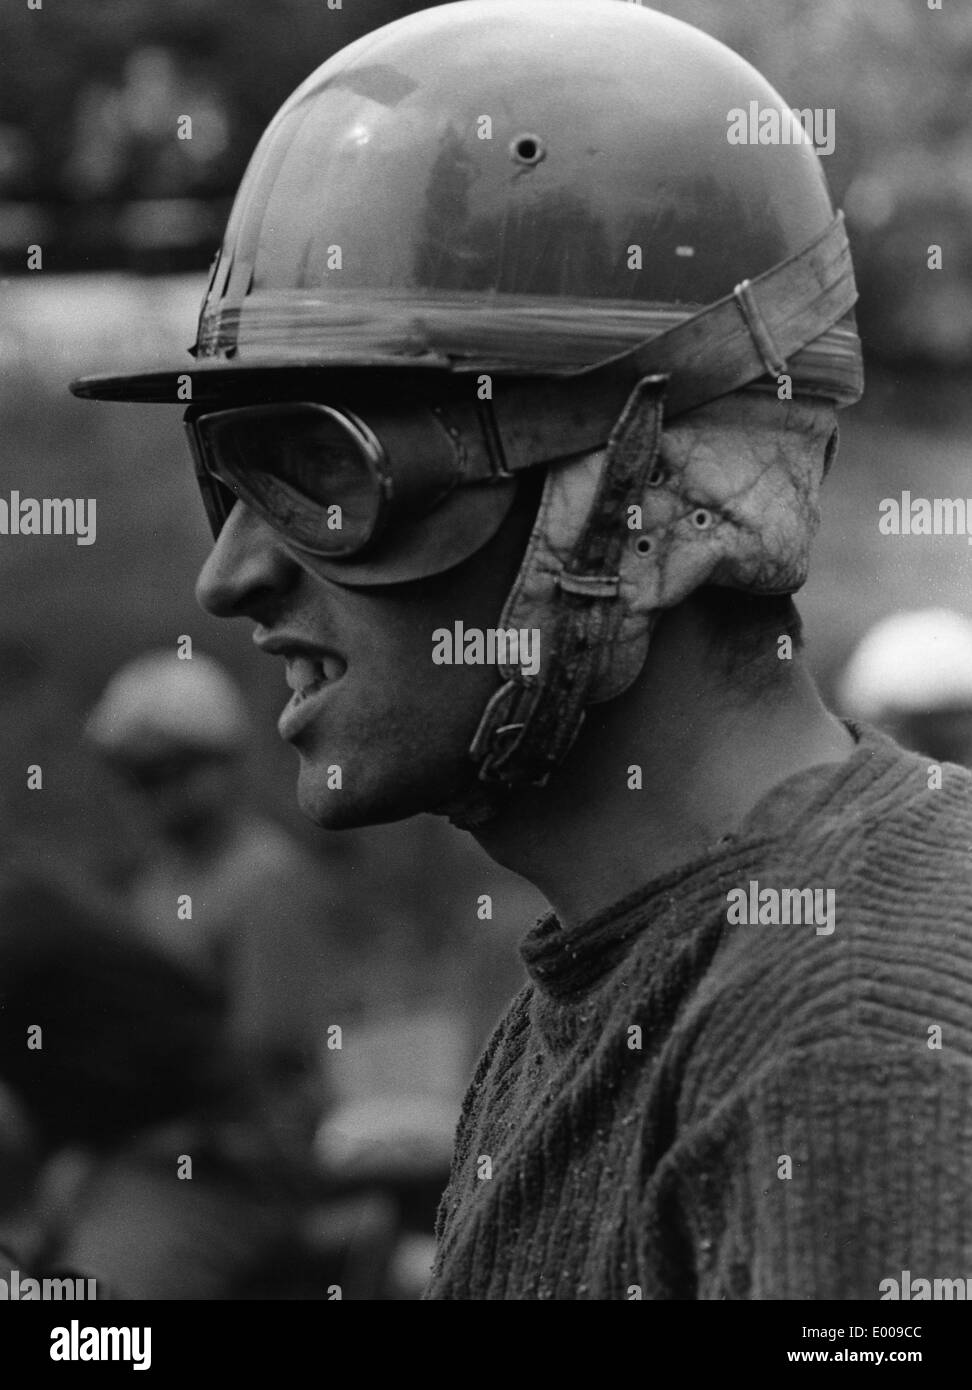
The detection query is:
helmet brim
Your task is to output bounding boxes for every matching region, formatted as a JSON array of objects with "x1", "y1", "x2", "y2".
[{"x1": 69, "y1": 355, "x2": 454, "y2": 404}]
